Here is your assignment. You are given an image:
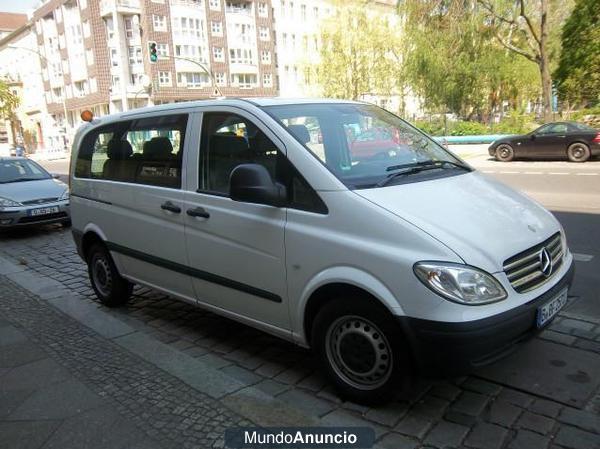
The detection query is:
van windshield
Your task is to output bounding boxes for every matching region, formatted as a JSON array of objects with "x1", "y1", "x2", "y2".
[{"x1": 263, "y1": 103, "x2": 470, "y2": 189}]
